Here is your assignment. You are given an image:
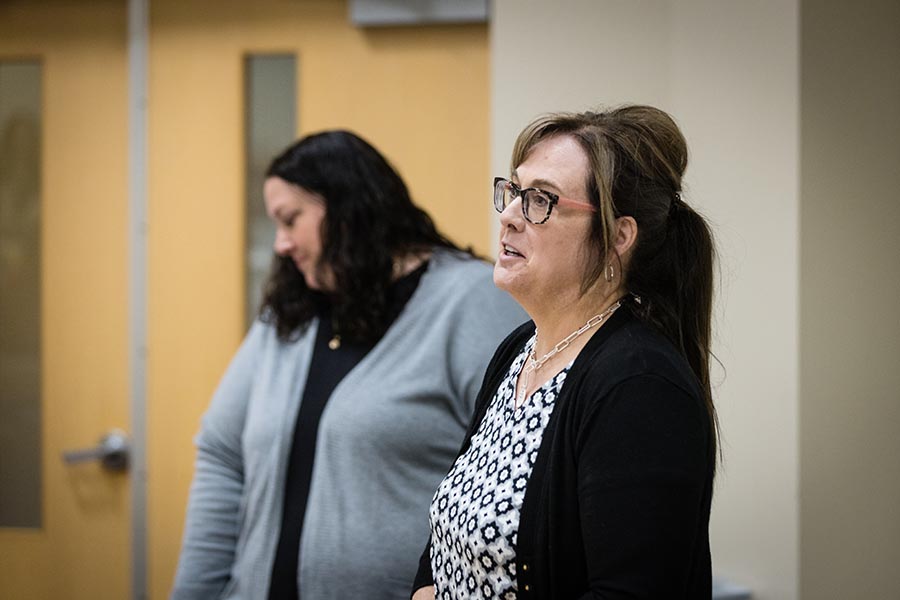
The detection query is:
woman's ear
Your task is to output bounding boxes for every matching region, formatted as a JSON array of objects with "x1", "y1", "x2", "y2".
[{"x1": 614, "y1": 216, "x2": 638, "y2": 261}]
